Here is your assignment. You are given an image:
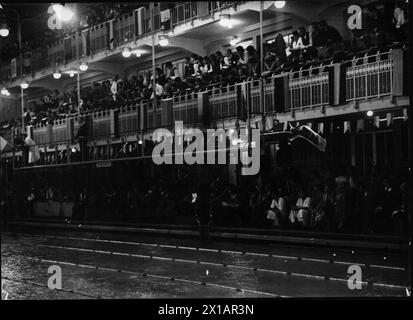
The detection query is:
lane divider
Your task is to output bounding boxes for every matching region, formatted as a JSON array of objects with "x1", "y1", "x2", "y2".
[
  {"x1": 34, "y1": 242, "x2": 408, "y2": 290},
  {"x1": 4, "y1": 231, "x2": 407, "y2": 272},
  {"x1": 16, "y1": 254, "x2": 283, "y2": 298}
]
